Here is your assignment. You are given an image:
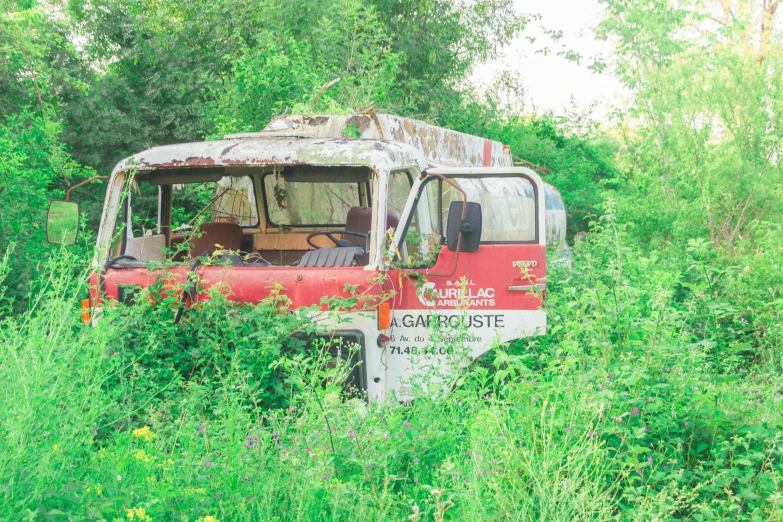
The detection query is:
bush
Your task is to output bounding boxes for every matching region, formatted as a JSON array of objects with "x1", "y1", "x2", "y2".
[{"x1": 1, "y1": 217, "x2": 781, "y2": 520}]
